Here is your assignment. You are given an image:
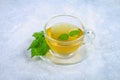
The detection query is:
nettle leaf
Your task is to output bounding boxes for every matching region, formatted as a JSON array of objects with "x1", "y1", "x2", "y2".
[
  {"x1": 69, "y1": 30, "x2": 80, "y2": 36},
  {"x1": 27, "y1": 39, "x2": 39, "y2": 50},
  {"x1": 28, "y1": 31, "x2": 50, "y2": 58},
  {"x1": 58, "y1": 33, "x2": 69, "y2": 40},
  {"x1": 32, "y1": 31, "x2": 44, "y2": 39},
  {"x1": 31, "y1": 48, "x2": 39, "y2": 57}
]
